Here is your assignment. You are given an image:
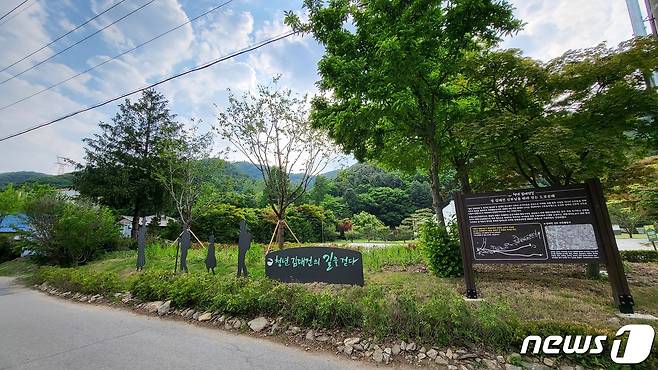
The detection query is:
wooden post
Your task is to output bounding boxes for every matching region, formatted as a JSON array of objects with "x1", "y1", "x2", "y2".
[
  {"x1": 586, "y1": 179, "x2": 634, "y2": 313},
  {"x1": 454, "y1": 192, "x2": 477, "y2": 298}
]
